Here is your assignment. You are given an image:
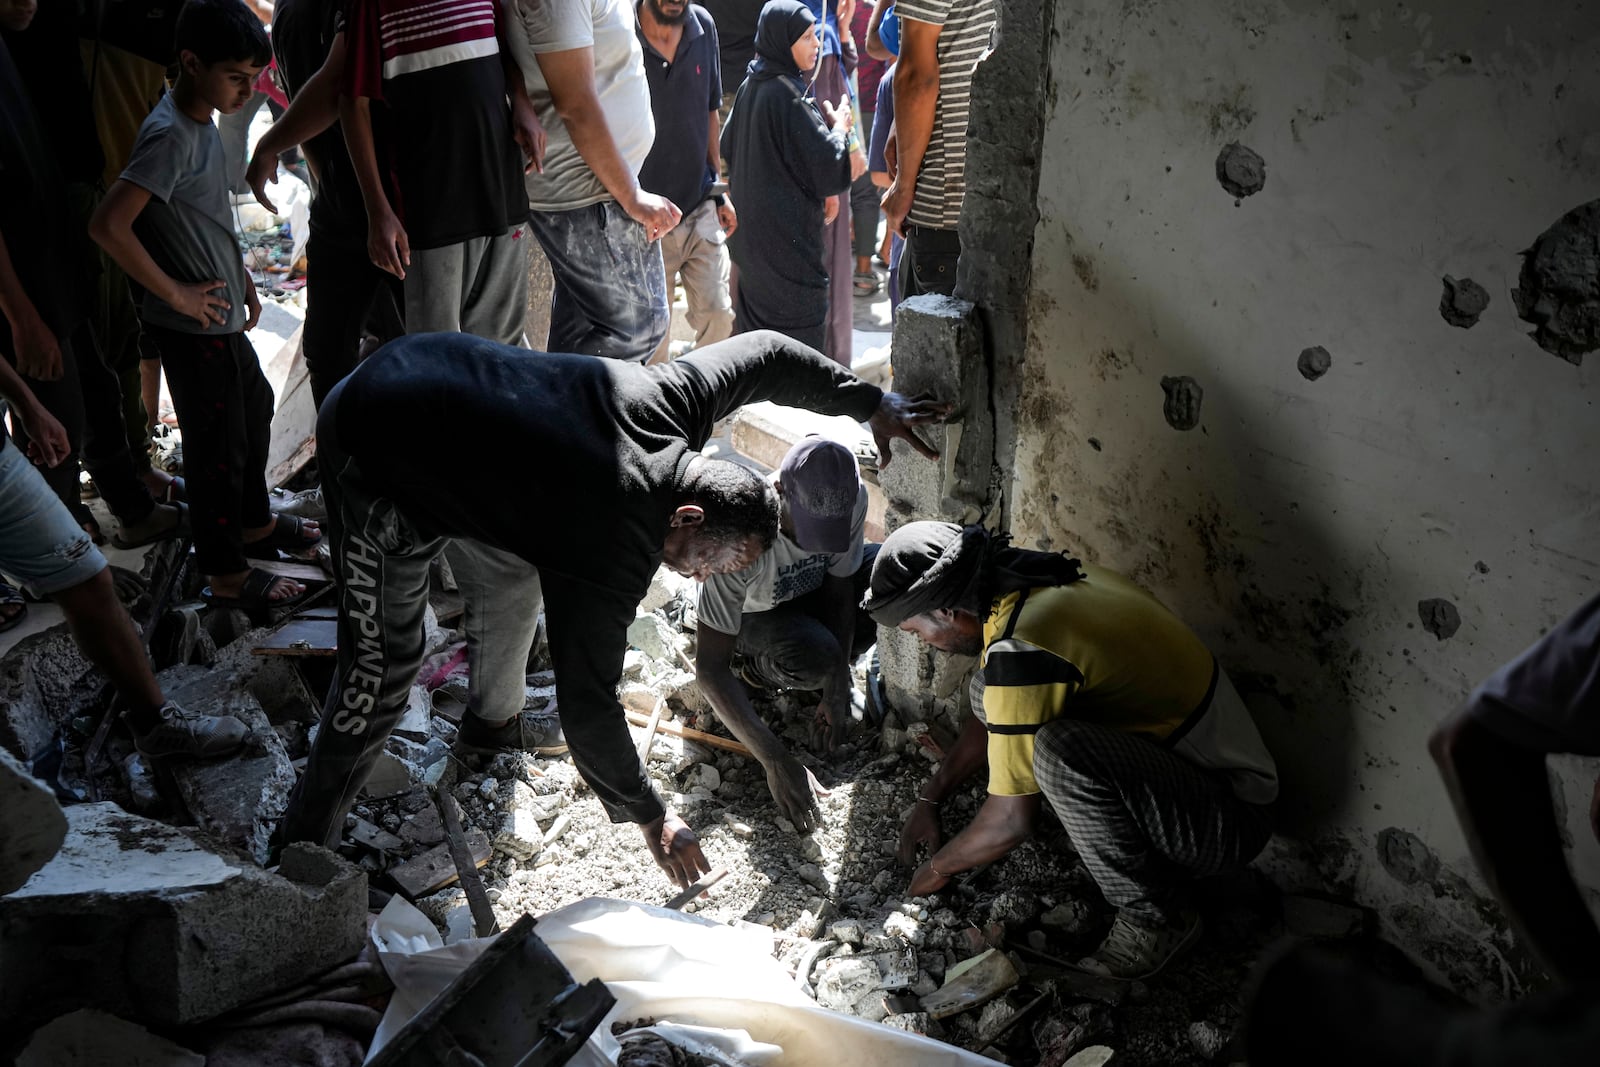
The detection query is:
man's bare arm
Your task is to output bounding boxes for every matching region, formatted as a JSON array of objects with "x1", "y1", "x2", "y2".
[
  {"x1": 881, "y1": 17, "x2": 941, "y2": 236},
  {"x1": 247, "y1": 33, "x2": 349, "y2": 210},
  {"x1": 695, "y1": 624, "x2": 827, "y2": 832},
  {"x1": 535, "y1": 47, "x2": 680, "y2": 235}
]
